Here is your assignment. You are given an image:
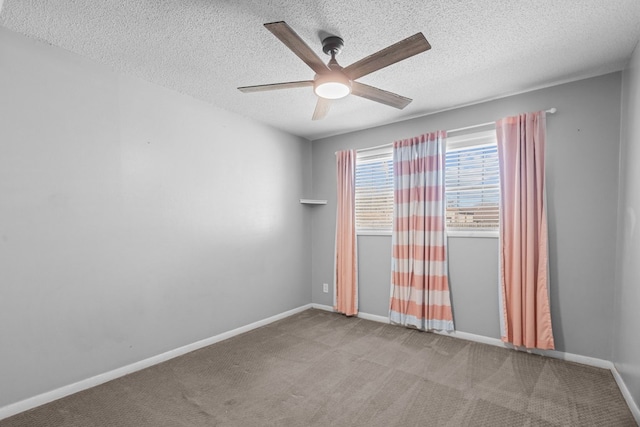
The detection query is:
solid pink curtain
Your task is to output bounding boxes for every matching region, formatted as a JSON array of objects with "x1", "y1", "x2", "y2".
[
  {"x1": 389, "y1": 131, "x2": 453, "y2": 331},
  {"x1": 334, "y1": 150, "x2": 358, "y2": 316},
  {"x1": 496, "y1": 111, "x2": 555, "y2": 350}
]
